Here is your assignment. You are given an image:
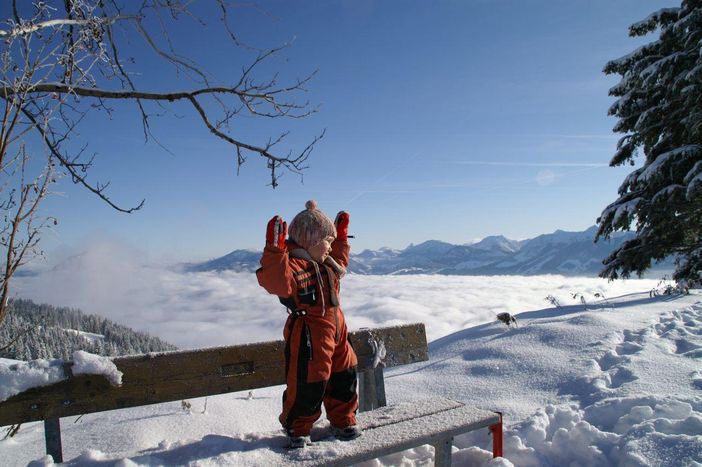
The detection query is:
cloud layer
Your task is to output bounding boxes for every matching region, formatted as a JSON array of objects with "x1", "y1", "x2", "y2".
[{"x1": 14, "y1": 239, "x2": 662, "y2": 349}]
